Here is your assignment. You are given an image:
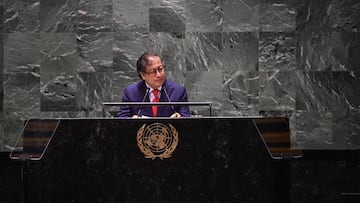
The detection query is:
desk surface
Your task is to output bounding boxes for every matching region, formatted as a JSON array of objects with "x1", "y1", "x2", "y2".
[{"x1": 10, "y1": 117, "x2": 302, "y2": 161}]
